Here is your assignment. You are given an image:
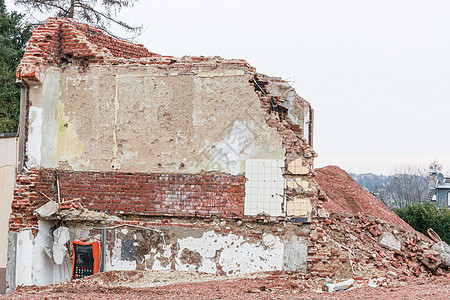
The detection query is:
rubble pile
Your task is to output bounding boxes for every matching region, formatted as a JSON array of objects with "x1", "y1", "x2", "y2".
[
  {"x1": 315, "y1": 165, "x2": 414, "y2": 229},
  {"x1": 309, "y1": 213, "x2": 449, "y2": 280},
  {"x1": 309, "y1": 165, "x2": 449, "y2": 280}
]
